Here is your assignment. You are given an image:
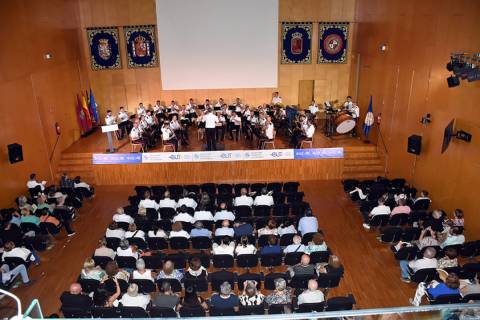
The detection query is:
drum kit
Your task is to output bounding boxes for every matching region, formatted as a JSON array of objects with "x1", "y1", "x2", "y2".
[{"x1": 323, "y1": 100, "x2": 356, "y2": 137}]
